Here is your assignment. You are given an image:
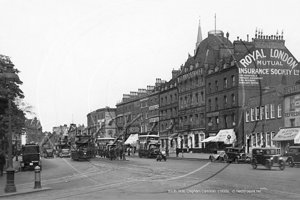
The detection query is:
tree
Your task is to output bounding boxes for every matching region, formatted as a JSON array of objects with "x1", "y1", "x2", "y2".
[{"x1": 0, "y1": 55, "x2": 26, "y2": 149}]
